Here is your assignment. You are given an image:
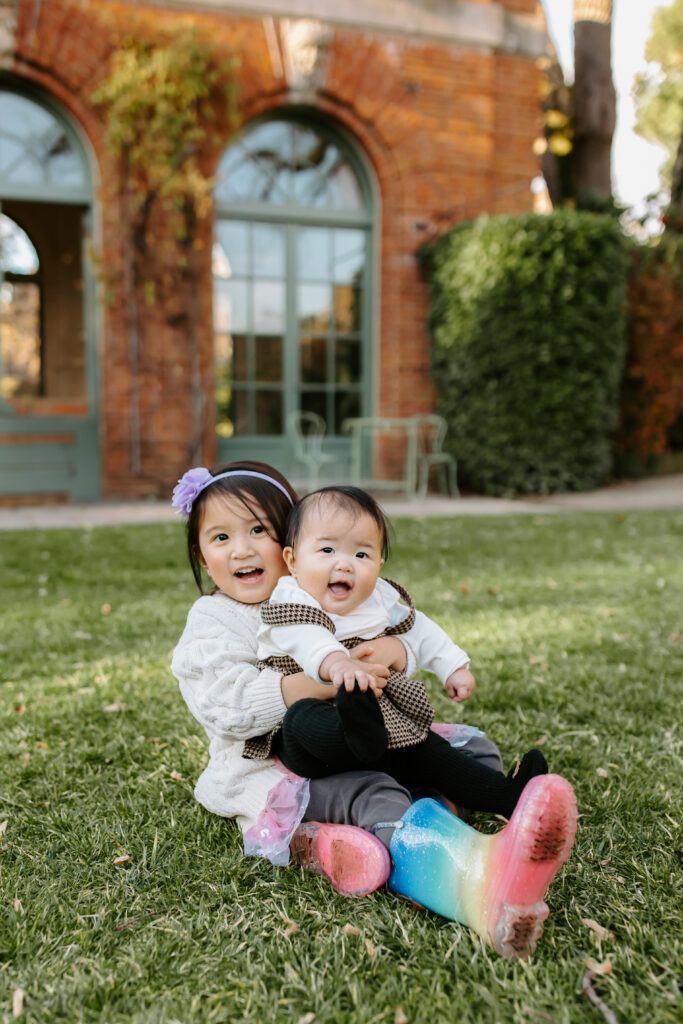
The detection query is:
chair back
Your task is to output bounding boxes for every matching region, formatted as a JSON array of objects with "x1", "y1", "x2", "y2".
[
  {"x1": 413, "y1": 414, "x2": 448, "y2": 455},
  {"x1": 286, "y1": 410, "x2": 326, "y2": 460}
]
